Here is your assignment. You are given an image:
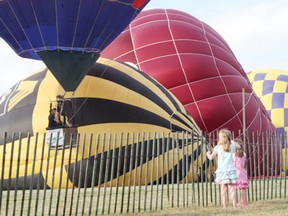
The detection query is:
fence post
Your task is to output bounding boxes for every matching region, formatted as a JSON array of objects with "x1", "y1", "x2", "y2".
[
  {"x1": 56, "y1": 132, "x2": 67, "y2": 215},
  {"x1": 68, "y1": 133, "x2": 81, "y2": 215},
  {"x1": 160, "y1": 132, "x2": 165, "y2": 210},
  {"x1": 82, "y1": 133, "x2": 94, "y2": 215},
  {"x1": 132, "y1": 133, "x2": 140, "y2": 213},
  {"x1": 149, "y1": 132, "x2": 156, "y2": 211},
  {"x1": 0, "y1": 132, "x2": 7, "y2": 215},
  {"x1": 96, "y1": 133, "x2": 106, "y2": 215},
  {"x1": 155, "y1": 132, "x2": 160, "y2": 210},
  {"x1": 284, "y1": 131, "x2": 287, "y2": 198},
  {"x1": 108, "y1": 133, "x2": 117, "y2": 214},
  {"x1": 28, "y1": 133, "x2": 39, "y2": 215},
  {"x1": 266, "y1": 131, "x2": 270, "y2": 200},
  {"x1": 262, "y1": 132, "x2": 266, "y2": 200},
  {"x1": 120, "y1": 133, "x2": 129, "y2": 213},
  {"x1": 190, "y1": 131, "x2": 195, "y2": 205},
  {"x1": 62, "y1": 133, "x2": 76, "y2": 215},
  {"x1": 252, "y1": 132, "x2": 257, "y2": 201},
  {"x1": 21, "y1": 133, "x2": 31, "y2": 215},
  {"x1": 13, "y1": 133, "x2": 23, "y2": 215},
  {"x1": 75, "y1": 133, "x2": 87, "y2": 216},
  {"x1": 138, "y1": 132, "x2": 145, "y2": 212},
  {"x1": 126, "y1": 133, "x2": 135, "y2": 213},
  {"x1": 6, "y1": 132, "x2": 15, "y2": 216},
  {"x1": 89, "y1": 134, "x2": 100, "y2": 215},
  {"x1": 143, "y1": 132, "x2": 150, "y2": 211},
  {"x1": 166, "y1": 133, "x2": 171, "y2": 205},
  {"x1": 270, "y1": 132, "x2": 275, "y2": 199},
  {"x1": 102, "y1": 133, "x2": 112, "y2": 215}
]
